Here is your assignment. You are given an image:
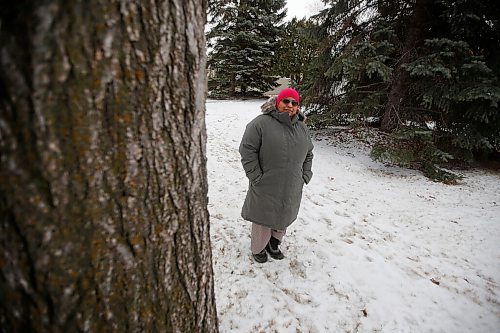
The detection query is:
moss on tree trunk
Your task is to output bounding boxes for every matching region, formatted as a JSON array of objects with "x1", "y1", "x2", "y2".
[{"x1": 0, "y1": 1, "x2": 218, "y2": 332}]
